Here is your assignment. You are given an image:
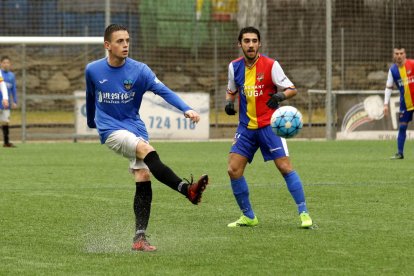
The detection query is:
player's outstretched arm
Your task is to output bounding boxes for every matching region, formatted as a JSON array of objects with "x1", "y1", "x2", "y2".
[{"x1": 184, "y1": 110, "x2": 200, "y2": 123}]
